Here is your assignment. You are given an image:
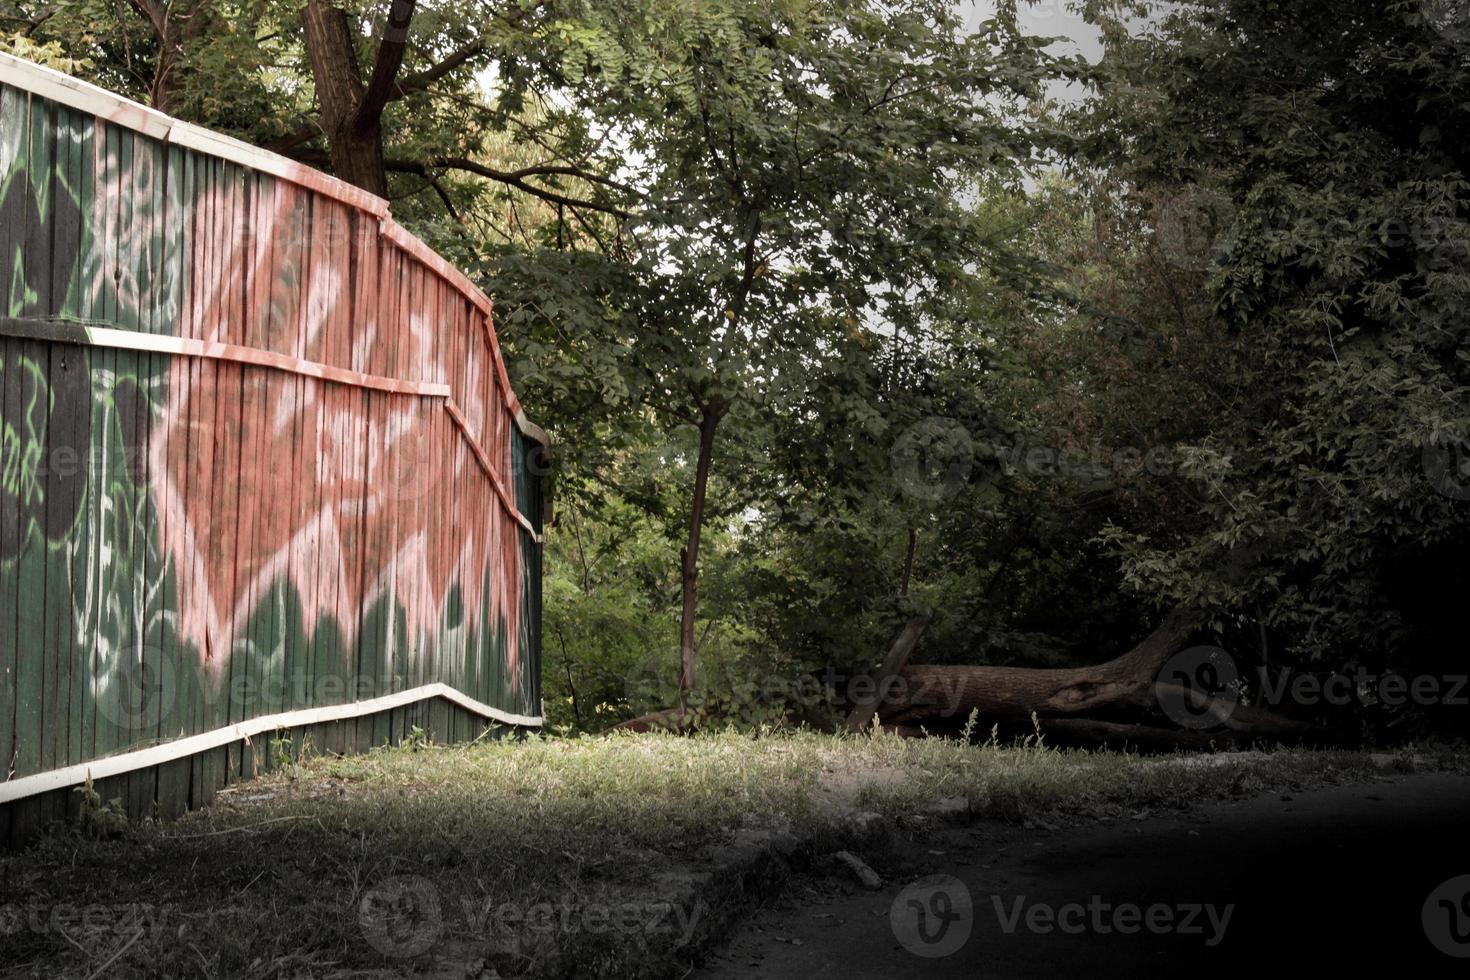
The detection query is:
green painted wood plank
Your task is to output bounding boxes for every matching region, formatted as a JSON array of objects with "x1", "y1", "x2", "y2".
[
  {"x1": 111, "y1": 124, "x2": 151, "y2": 811},
  {"x1": 275, "y1": 185, "x2": 306, "y2": 717},
  {"x1": 0, "y1": 88, "x2": 22, "y2": 830},
  {"x1": 196, "y1": 156, "x2": 227, "y2": 800},
  {"x1": 116, "y1": 349, "x2": 153, "y2": 820},
  {"x1": 154, "y1": 143, "x2": 189, "y2": 818},
  {"x1": 25, "y1": 93, "x2": 63, "y2": 817},
  {"x1": 302, "y1": 196, "x2": 332, "y2": 719},
  {"x1": 46, "y1": 343, "x2": 85, "y2": 781},
  {"x1": 0, "y1": 341, "x2": 18, "y2": 805},
  {"x1": 156, "y1": 758, "x2": 190, "y2": 819},
  {"x1": 235, "y1": 172, "x2": 267, "y2": 752},
  {"x1": 56, "y1": 105, "x2": 85, "y2": 774},
  {"x1": 175, "y1": 148, "x2": 207, "y2": 812},
  {"x1": 21, "y1": 91, "x2": 59, "y2": 816}
]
